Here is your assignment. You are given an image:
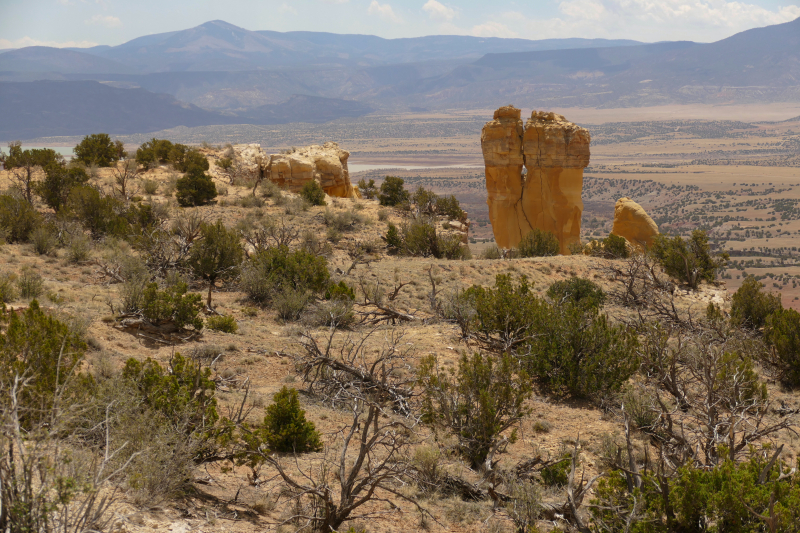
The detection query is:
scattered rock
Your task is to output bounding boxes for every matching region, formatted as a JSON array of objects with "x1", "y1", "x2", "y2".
[
  {"x1": 611, "y1": 197, "x2": 660, "y2": 251},
  {"x1": 233, "y1": 141, "x2": 359, "y2": 198}
]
